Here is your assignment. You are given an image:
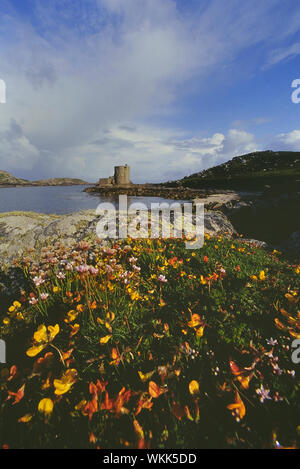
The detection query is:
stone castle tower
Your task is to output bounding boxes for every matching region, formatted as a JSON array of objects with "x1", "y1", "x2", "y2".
[
  {"x1": 114, "y1": 165, "x2": 130, "y2": 185},
  {"x1": 98, "y1": 164, "x2": 131, "y2": 187}
]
